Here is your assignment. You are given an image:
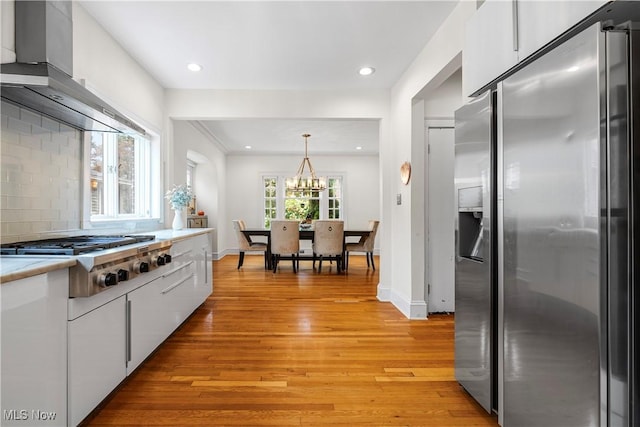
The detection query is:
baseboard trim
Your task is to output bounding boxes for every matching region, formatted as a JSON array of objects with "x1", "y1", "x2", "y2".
[
  {"x1": 376, "y1": 283, "x2": 391, "y2": 302},
  {"x1": 388, "y1": 289, "x2": 427, "y2": 320}
]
